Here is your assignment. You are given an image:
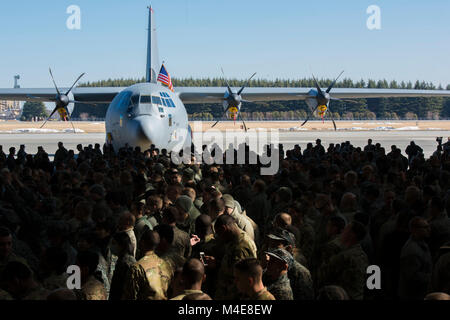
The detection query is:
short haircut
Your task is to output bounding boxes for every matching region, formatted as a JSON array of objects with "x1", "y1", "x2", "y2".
[
  {"x1": 253, "y1": 180, "x2": 266, "y2": 193},
  {"x1": 140, "y1": 229, "x2": 161, "y2": 251},
  {"x1": 153, "y1": 224, "x2": 174, "y2": 245},
  {"x1": 234, "y1": 258, "x2": 262, "y2": 280},
  {"x1": 208, "y1": 198, "x2": 225, "y2": 214},
  {"x1": 112, "y1": 231, "x2": 134, "y2": 256},
  {"x1": 162, "y1": 206, "x2": 179, "y2": 224},
  {"x1": 182, "y1": 187, "x2": 196, "y2": 200},
  {"x1": 214, "y1": 214, "x2": 235, "y2": 230},
  {"x1": 182, "y1": 258, "x2": 205, "y2": 286},
  {"x1": 147, "y1": 195, "x2": 163, "y2": 207}
]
